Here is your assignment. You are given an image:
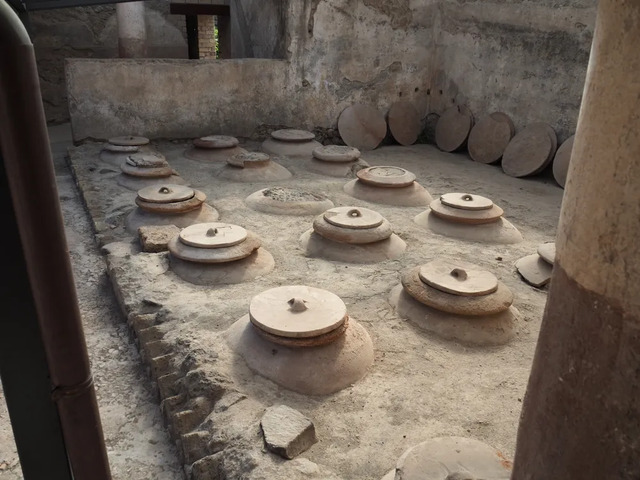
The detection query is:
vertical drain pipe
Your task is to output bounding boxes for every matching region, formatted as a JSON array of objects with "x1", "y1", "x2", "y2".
[{"x1": 0, "y1": 2, "x2": 112, "y2": 479}]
